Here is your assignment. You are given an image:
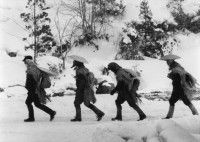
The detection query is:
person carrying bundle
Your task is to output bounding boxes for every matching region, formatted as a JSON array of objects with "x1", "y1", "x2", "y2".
[
  {"x1": 160, "y1": 54, "x2": 199, "y2": 119},
  {"x1": 107, "y1": 62, "x2": 146, "y2": 121},
  {"x1": 68, "y1": 55, "x2": 105, "y2": 122},
  {"x1": 22, "y1": 55, "x2": 56, "y2": 122}
]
